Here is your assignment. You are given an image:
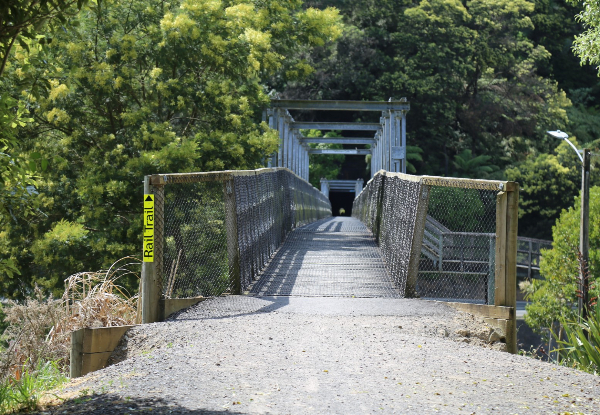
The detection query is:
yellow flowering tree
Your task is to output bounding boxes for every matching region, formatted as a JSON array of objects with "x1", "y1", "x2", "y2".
[{"x1": 1, "y1": 0, "x2": 341, "y2": 297}]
